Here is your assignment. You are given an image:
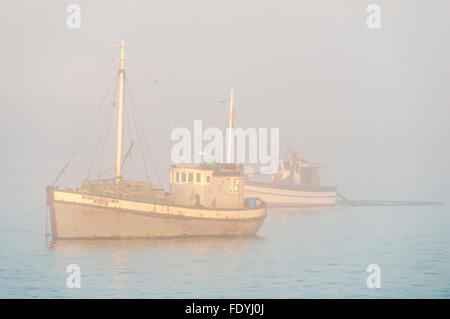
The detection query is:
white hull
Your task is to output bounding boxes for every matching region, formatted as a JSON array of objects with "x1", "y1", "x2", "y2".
[{"x1": 245, "y1": 182, "x2": 336, "y2": 208}]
